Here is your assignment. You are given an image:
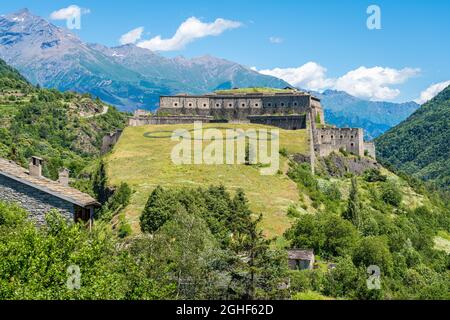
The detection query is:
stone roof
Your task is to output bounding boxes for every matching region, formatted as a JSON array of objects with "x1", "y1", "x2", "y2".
[
  {"x1": 287, "y1": 249, "x2": 314, "y2": 260},
  {"x1": 0, "y1": 157, "x2": 100, "y2": 208}
]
